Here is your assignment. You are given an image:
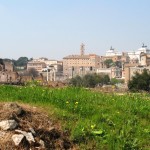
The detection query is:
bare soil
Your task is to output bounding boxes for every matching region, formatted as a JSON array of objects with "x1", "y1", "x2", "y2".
[{"x1": 0, "y1": 102, "x2": 76, "y2": 150}]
